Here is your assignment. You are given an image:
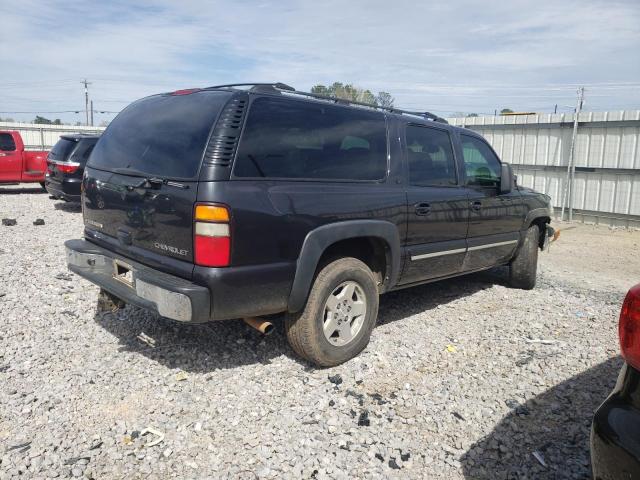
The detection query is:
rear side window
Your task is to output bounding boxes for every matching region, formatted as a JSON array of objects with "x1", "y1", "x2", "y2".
[
  {"x1": 461, "y1": 134, "x2": 501, "y2": 187},
  {"x1": 233, "y1": 97, "x2": 387, "y2": 181},
  {"x1": 0, "y1": 133, "x2": 16, "y2": 151},
  {"x1": 49, "y1": 138, "x2": 79, "y2": 161},
  {"x1": 406, "y1": 125, "x2": 457, "y2": 186},
  {"x1": 88, "y1": 91, "x2": 230, "y2": 179}
]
